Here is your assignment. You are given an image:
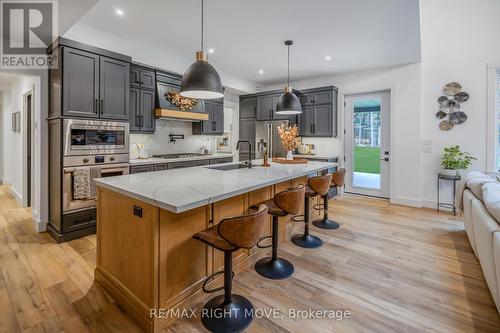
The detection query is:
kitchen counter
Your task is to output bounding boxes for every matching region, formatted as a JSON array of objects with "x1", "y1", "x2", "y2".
[
  {"x1": 293, "y1": 154, "x2": 338, "y2": 160},
  {"x1": 95, "y1": 160, "x2": 335, "y2": 213},
  {"x1": 129, "y1": 153, "x2": 234, "y2": 165},
  {"x1": 94, "y1": 159, "x2": 333, "y2": 332}
]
